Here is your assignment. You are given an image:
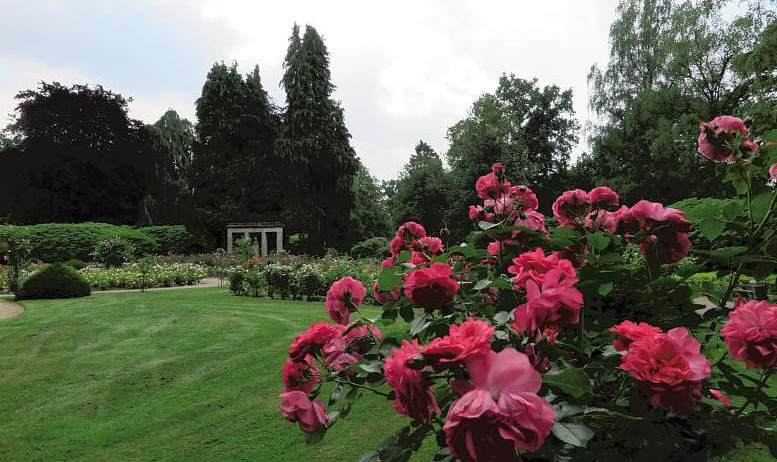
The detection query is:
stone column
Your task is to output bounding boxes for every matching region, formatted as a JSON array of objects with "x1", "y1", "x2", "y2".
[
  {"x1": 276, "y1": 229, "x2": 283, "y2": 253},
  {"x1": 261, "y1": 232, "x2": 268, "y2": 257},
  {"x1": 227, "y1": 230, "x2": 234, "y2": 254}
]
